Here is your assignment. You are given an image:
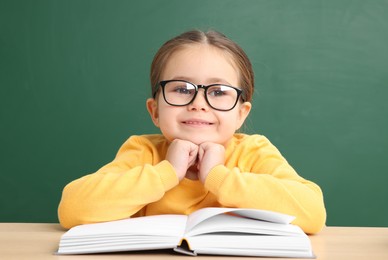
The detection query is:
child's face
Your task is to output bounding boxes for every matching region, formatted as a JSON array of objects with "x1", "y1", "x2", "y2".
[{"x1": 147, "y1": 44, "x2": 251, "y2": 146}]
